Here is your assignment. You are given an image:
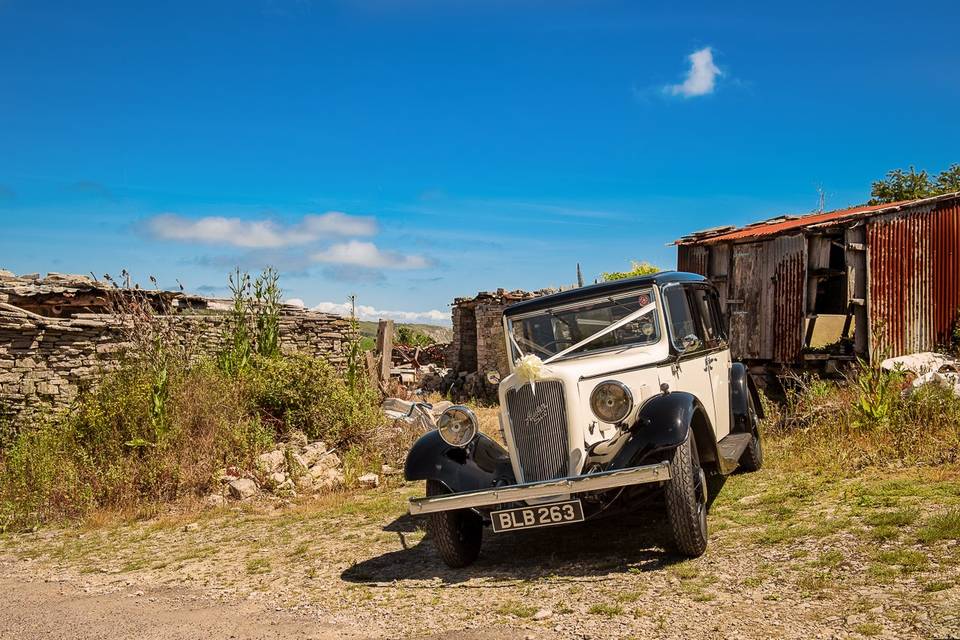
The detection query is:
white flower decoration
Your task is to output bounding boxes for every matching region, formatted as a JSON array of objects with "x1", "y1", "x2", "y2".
[{"x1": 515, "y1": 354, "x2": 546, "y2": 394}]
